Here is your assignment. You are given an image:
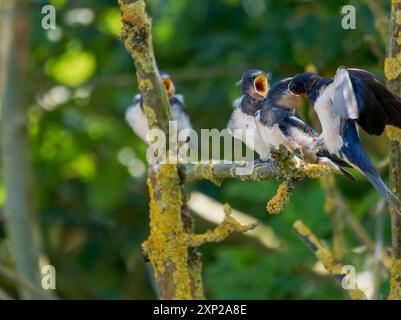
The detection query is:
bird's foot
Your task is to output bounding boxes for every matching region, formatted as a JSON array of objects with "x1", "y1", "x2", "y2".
[{"x1": 311, "y1": 136, "x2": 324, "y2": 152}]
